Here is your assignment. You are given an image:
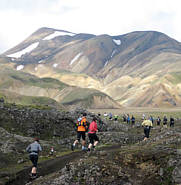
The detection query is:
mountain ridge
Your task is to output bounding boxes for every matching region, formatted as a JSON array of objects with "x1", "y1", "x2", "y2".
[{"x1": 1, "y1": 27, "x2": 181, "y2": 107}]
